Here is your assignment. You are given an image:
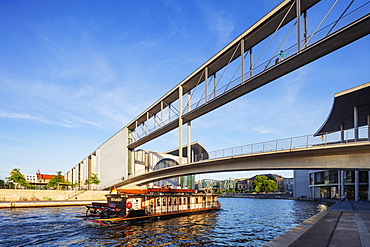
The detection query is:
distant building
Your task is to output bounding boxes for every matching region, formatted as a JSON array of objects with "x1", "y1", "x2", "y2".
[
  {"x1": 196, "y1": 179, "x2": 219, "y2": 190},
  {"x1": 23, "y1": 170, "x2": 65, "y2": 188},
  {"x1": 24, "y1": 174, "x2": 37, "y2": 183},
  {"x1": 284, "y1": 177, "x2": 294, "y2": 192},
  {"x1": 219, "y1": 179, "x2": 237, "y2": 191},
  {"x1": 236, "y1": 178, "x2": 253, "y2": 192}
]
